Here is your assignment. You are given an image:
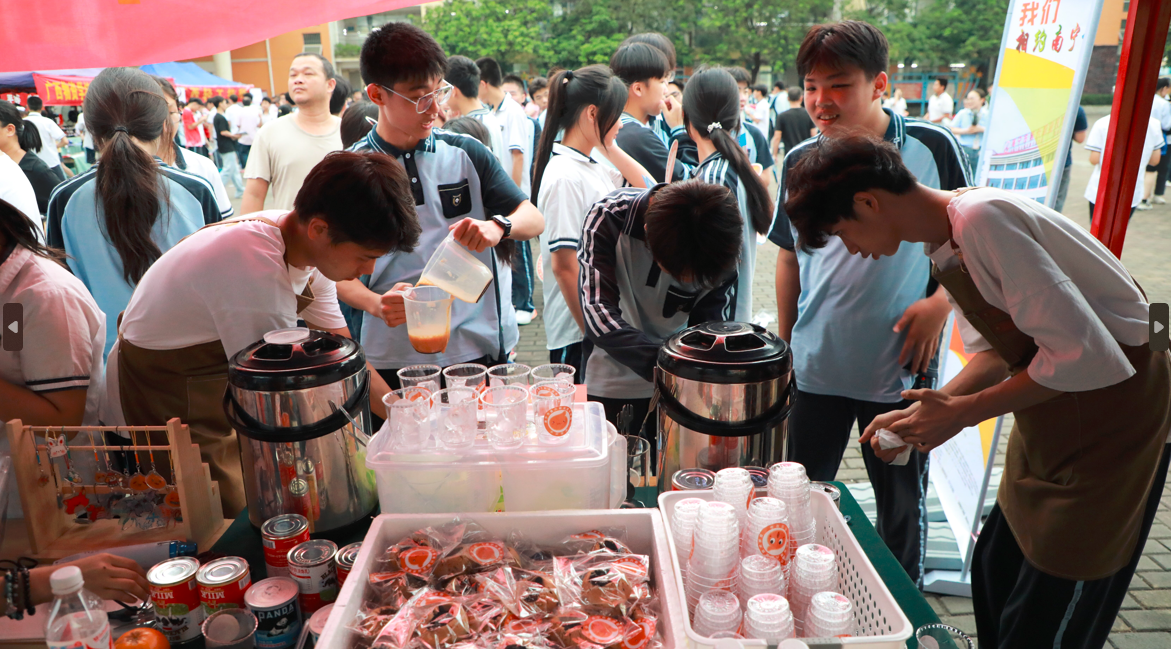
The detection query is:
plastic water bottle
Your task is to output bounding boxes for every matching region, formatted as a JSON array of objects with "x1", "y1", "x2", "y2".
[{"x1": 44, "y1": 566, "x2": 112, "y2": 649}]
